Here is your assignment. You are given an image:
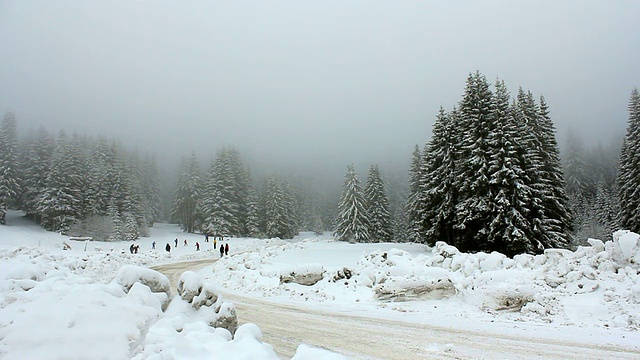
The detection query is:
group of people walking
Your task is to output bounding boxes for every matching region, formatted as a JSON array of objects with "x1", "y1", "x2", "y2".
[{"x1": 160, "y1": 234, "x2": 230, "y2": 257}]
